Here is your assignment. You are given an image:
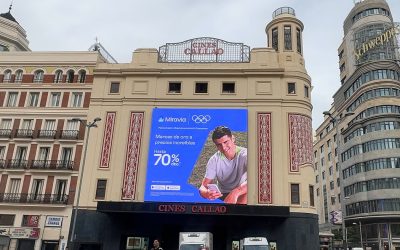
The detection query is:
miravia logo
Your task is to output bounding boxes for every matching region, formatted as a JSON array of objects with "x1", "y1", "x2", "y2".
[{"x1": 159, "y1": 117, "x2": 187, "y2": 123}]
